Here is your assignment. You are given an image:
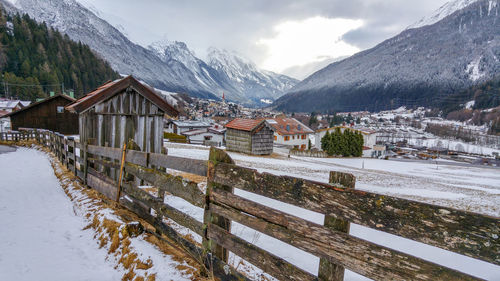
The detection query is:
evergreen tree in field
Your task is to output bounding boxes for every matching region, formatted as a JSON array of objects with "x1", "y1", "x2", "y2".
[
  {"x1": 321, "y1": 128, "x2": 364, "y2": 157},
  {"x1": 321, "y1": 131, "x2": 330, "y2": 152},
  {"x1": 0, "y1": 9, "x2": 119, "y2": 101}
]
